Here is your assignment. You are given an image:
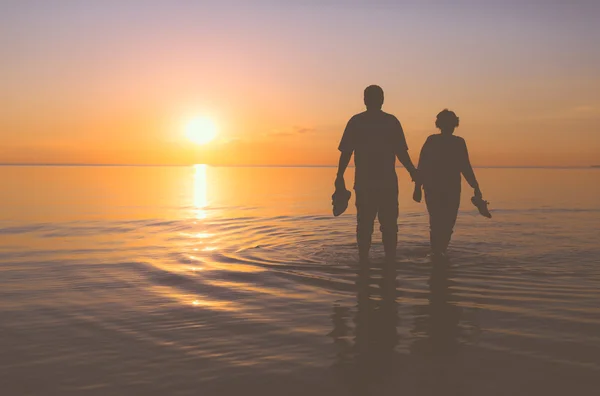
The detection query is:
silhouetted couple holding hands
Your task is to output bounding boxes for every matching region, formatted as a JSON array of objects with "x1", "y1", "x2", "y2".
[{"x1": 334, "y1": 85, "x2": 489, "y2": 266}]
